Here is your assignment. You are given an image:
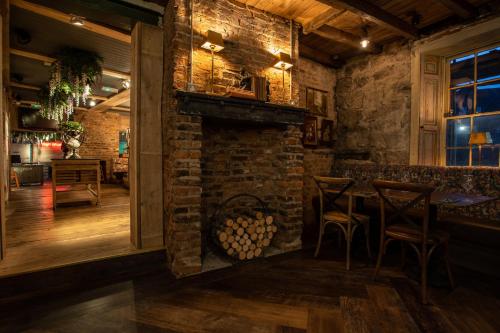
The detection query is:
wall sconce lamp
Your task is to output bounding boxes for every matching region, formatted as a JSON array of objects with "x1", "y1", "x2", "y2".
[
  {"x1": 273, "y1": 52, "x2": 293, "y2": 101},
  {"x1": 469, "y1": 131, "x2": 492, "y2": 166},
  {"x1": 201, "y1": 30, "x2": 224, "y2": 93}
]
